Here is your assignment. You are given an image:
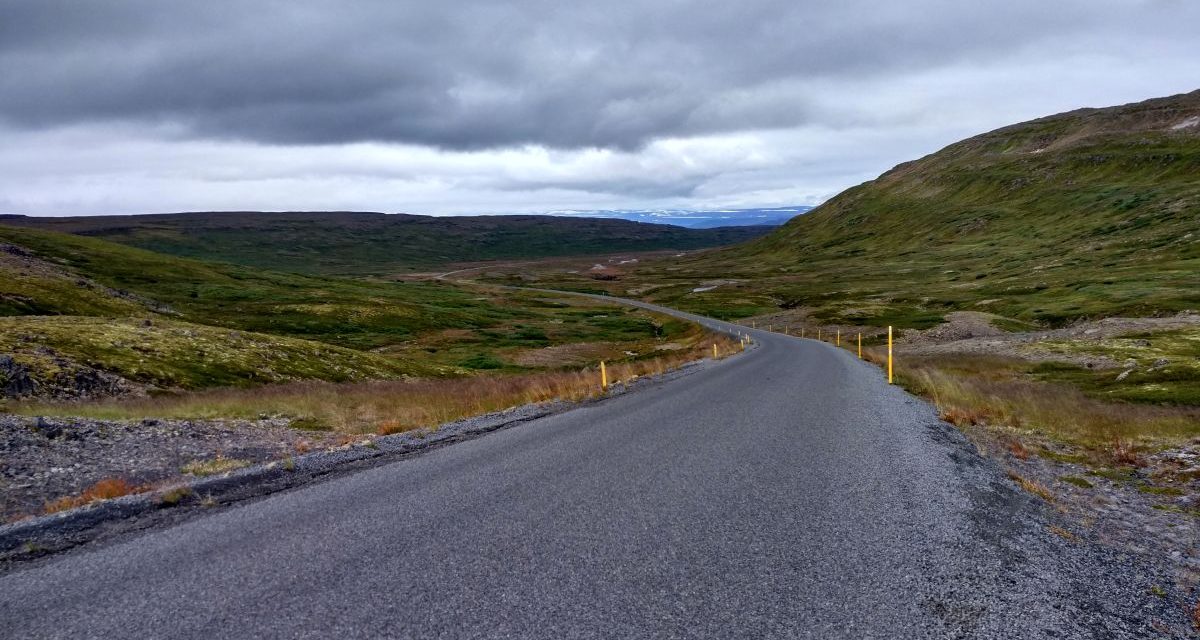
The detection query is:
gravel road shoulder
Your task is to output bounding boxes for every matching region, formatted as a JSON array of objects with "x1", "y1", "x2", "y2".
[{"x1": 0, "y1": 356, "x2": 728, "y2": 572}]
